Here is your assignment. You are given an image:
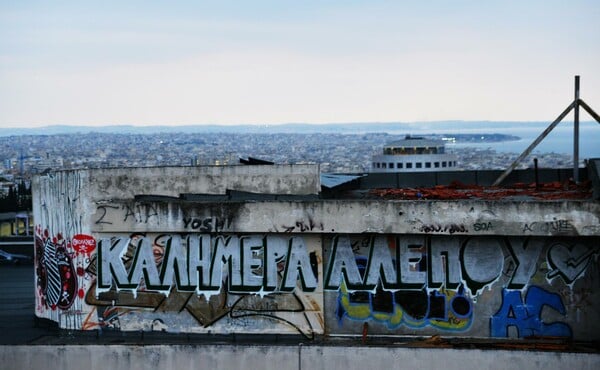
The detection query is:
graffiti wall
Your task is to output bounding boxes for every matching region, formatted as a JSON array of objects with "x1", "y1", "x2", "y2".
[
  {"x1": 31, "y1": 167, "x2": 600, "y2": 340},
  {"x1": 323, "y1": 234, "x2": 600, "y2": 340},
  {"x1": 34, "y1": 227, "x2": 600, "y2": 339},
  {"x1": 35, "y1": 230, "x2": 324, "y2": 337}
]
